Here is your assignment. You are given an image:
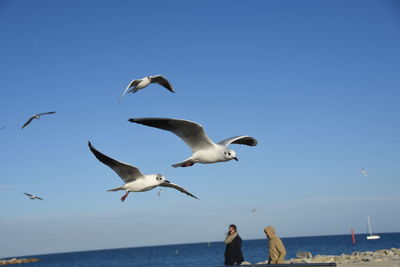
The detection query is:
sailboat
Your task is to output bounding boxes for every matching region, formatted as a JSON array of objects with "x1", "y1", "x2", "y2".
[{"x1": 366, "y1": 216, "x2": 380, "y2": 240}]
